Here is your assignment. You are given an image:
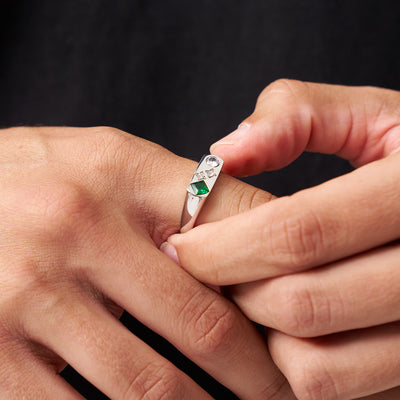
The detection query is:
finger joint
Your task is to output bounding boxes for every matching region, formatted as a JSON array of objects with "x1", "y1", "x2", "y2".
[
  {"x1": 185, "y1": 295, "x2": 237, "y2": 357},
  {"x1": 292, "y1": 358, "x2": 339, "y2": 400},
  {"x1": 279, "y1": 208, "x2": 325, "y2": 270},
  {"x1": 123, "y1": 363, "x2": 182, "y2": 400}
]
